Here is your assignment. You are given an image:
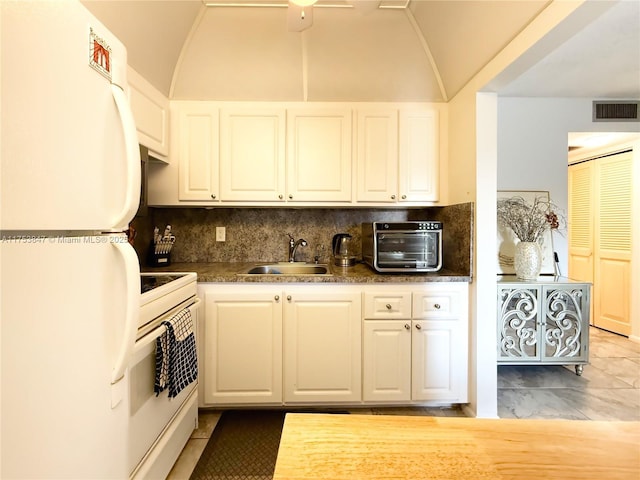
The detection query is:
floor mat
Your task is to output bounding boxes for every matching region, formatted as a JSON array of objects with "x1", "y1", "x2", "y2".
[{"x1": 190, "y1": 410, "x2": 286, "y2": 480}]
